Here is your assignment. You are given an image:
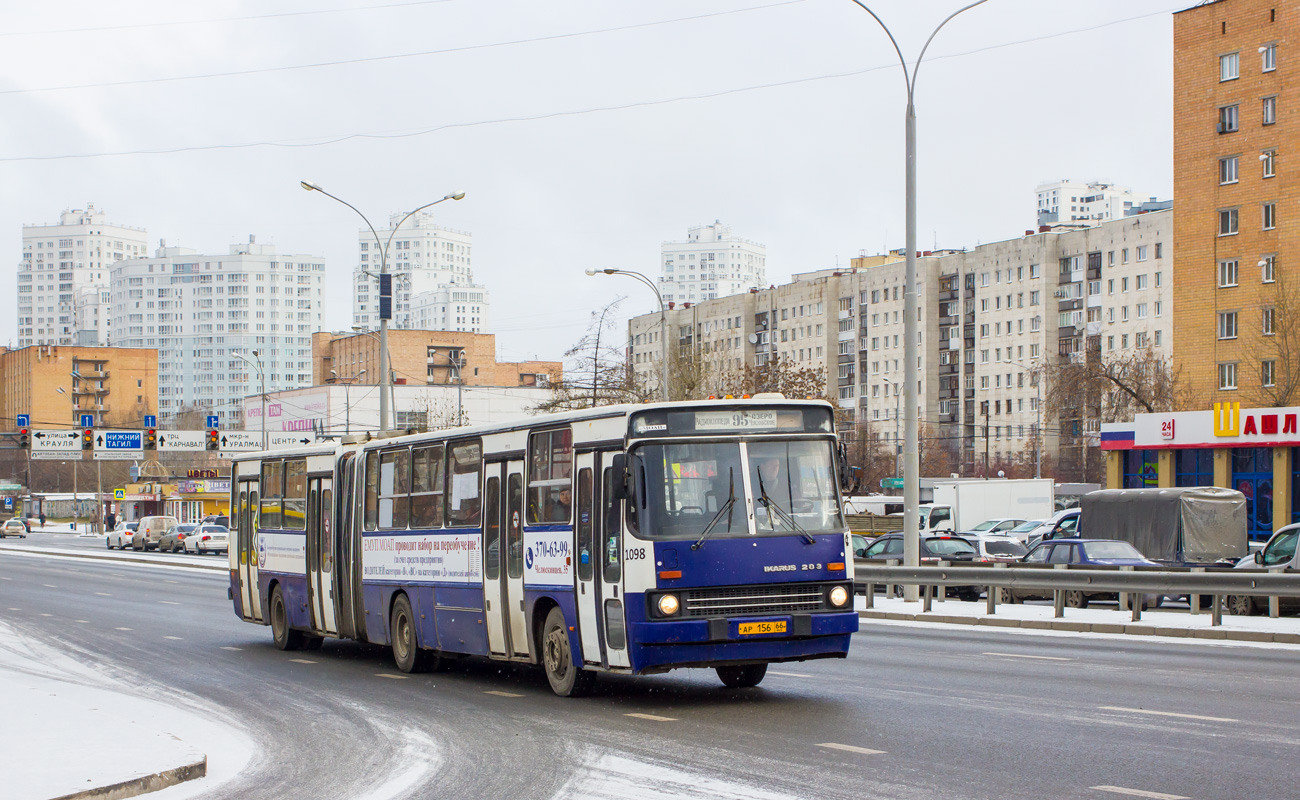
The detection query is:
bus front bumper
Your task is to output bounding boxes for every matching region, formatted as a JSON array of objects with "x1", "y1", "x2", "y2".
[{"x1": 626, "y1": 611, "x2": 858, "y2": 672}]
